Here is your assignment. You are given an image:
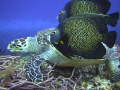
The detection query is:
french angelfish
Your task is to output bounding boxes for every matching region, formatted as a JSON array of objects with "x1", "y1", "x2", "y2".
[
  {"x1": 58, "y1": 0, "x2": 111, "y2": 23},
  {"x1": 51, "y1": 12, "x2": 119, "y2": 59}
]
